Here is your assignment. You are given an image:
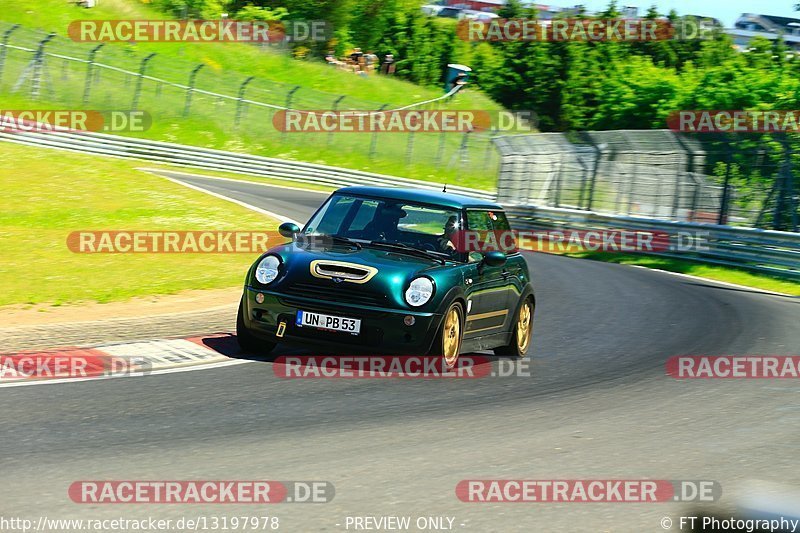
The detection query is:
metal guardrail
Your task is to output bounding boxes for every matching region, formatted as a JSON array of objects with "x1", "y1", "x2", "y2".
[
  {"x1": 504, "y1": 205, "x2": 800, "y2": 280},
  {"x1": 0, "y1": 126, "x2": 493, "y2": 199},
  {"x1": 1, "y1": 125, "x2": 797, "y2": 280}
]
